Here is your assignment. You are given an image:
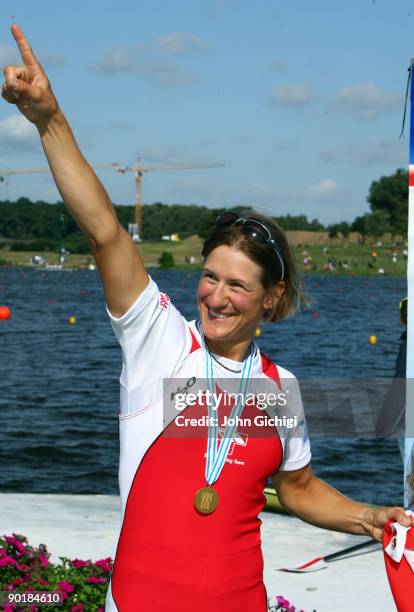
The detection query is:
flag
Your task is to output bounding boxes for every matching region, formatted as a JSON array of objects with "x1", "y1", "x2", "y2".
[{"x1": 405, "y1": 58, "x2": 414, "y2": 509}]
